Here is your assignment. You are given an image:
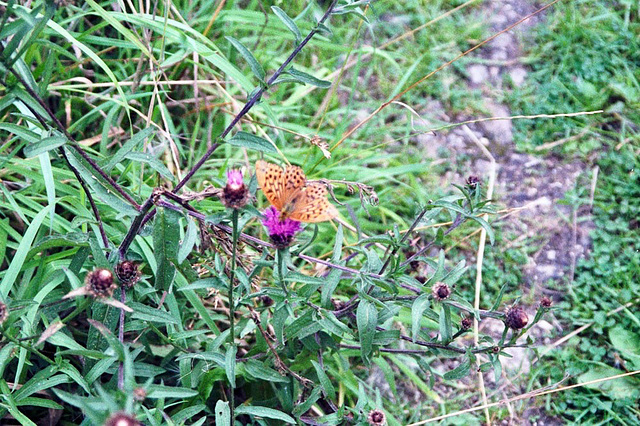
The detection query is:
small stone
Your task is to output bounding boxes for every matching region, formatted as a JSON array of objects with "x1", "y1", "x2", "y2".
[
  {"x1": 509, "y1": 67, "x2": 528, "y2": 87},
  {"x1": 546, "y1": 250, "x2": 557, "y2": 261},
  {"x1": 468, "y1": 64, "x2": 489, "y2": 85}
]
